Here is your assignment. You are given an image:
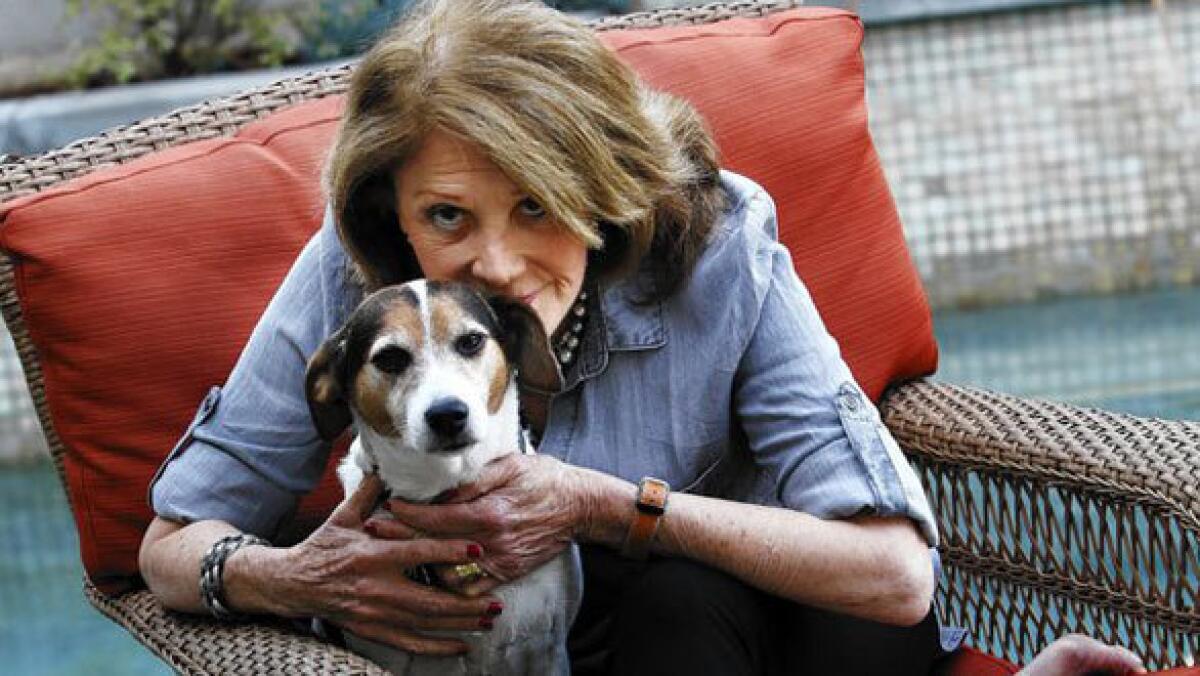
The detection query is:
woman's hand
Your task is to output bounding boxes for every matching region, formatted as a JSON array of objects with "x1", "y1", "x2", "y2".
[
  {"x1": 382, "y1": 454, "x2": 590, "y2": 586},
  {"x1": 277, "y1": 474, "x2": 505, "y2": 655},
  {"x1": 1017, "y1": 634, "x2": 1146, "y2": 676}
]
